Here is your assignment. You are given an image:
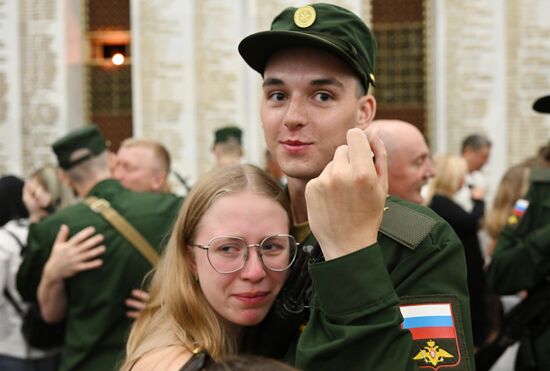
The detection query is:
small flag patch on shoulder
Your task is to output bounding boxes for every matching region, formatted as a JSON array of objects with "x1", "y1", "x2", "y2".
[
  {"x1": 400, "y1": 303, "x2": 456, "y2": 340},
  {"x1": 512, "y1": 199, "x2": 529, "y2": 217},
  {"x1": 400, "y1": 302, "x2": 465, "y2": 369}
]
